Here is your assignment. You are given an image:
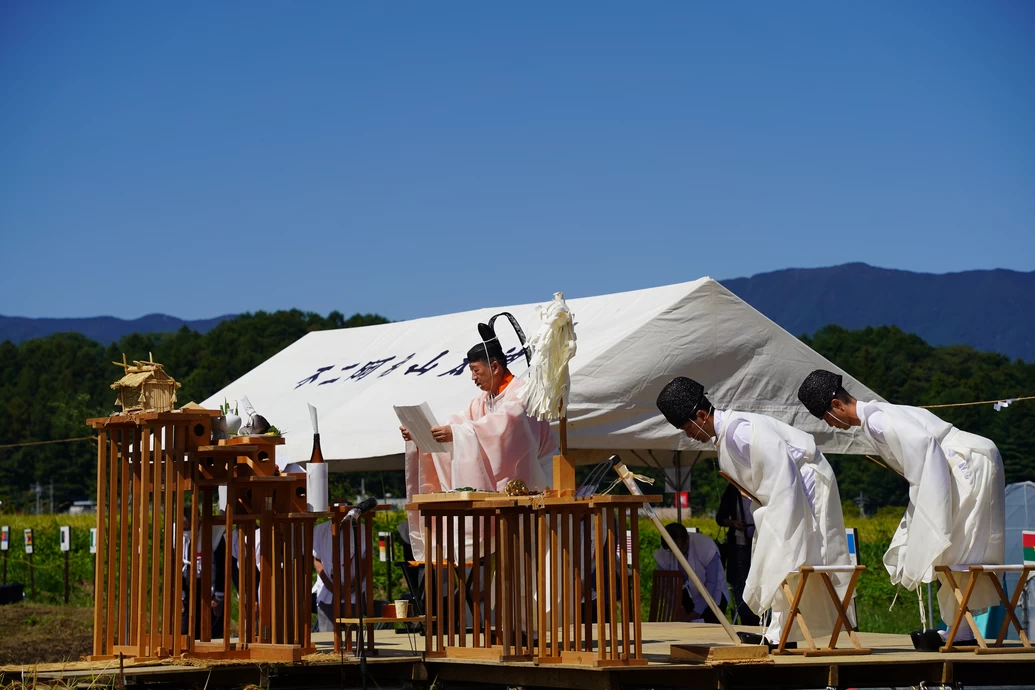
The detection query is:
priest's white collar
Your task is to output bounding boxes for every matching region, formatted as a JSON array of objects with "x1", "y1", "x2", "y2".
[{"x1": 713, "y1": 408, "x2": 726, "y2": 438}]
